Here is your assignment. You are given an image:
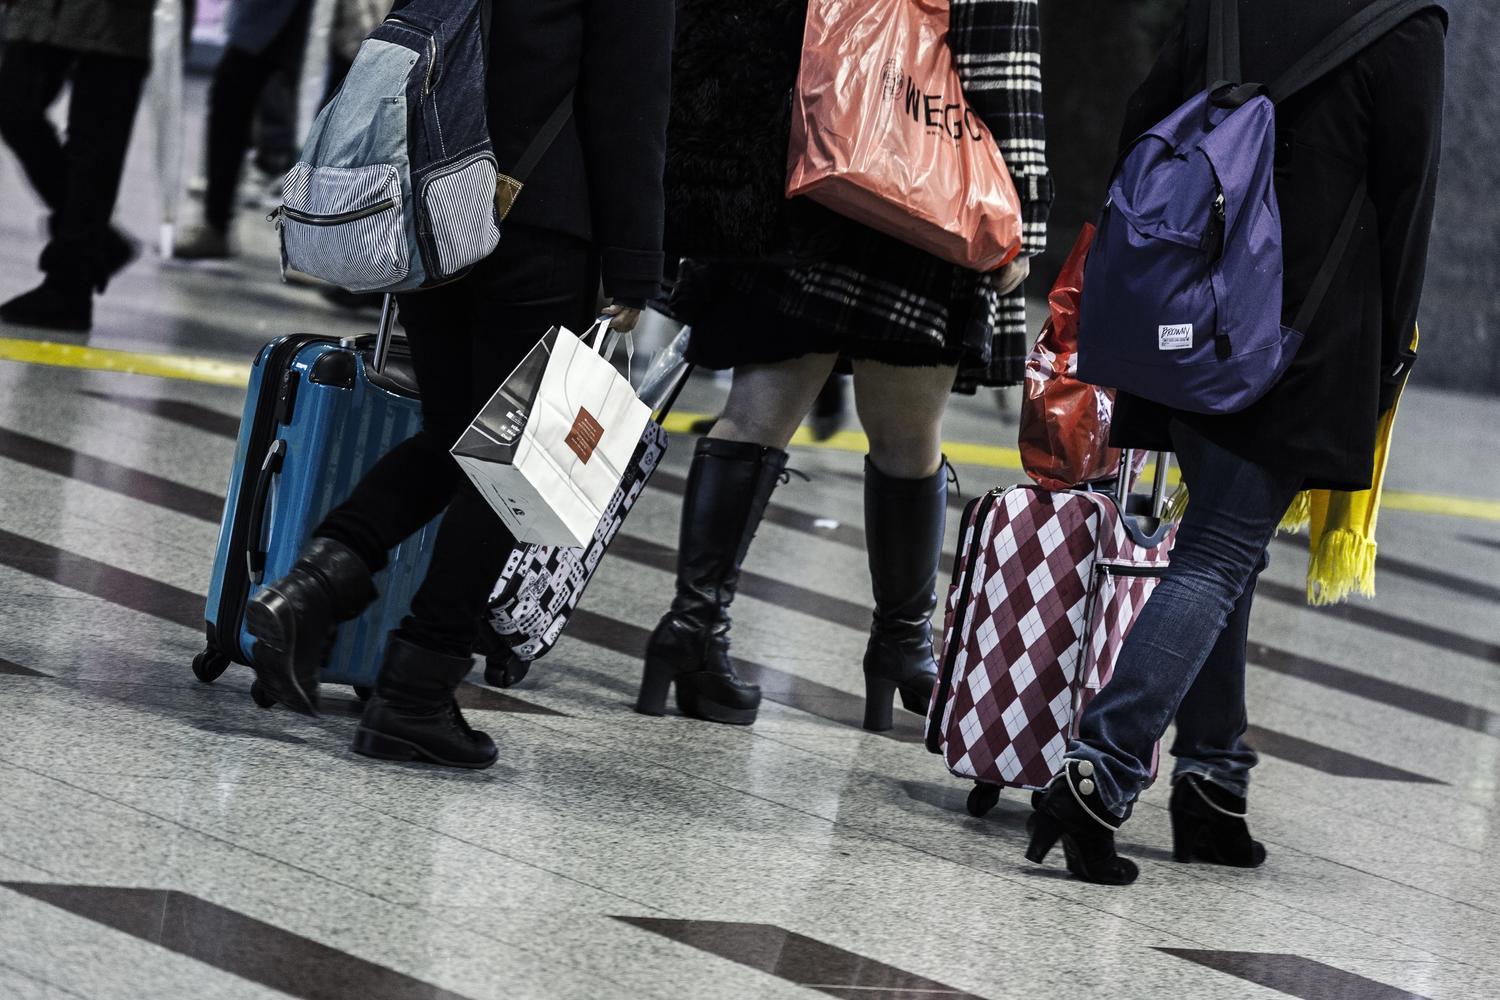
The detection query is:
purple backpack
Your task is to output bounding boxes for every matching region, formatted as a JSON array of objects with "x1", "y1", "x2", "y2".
[{"x1": 1078, "y1": 0, "x2": 1437, "y2": 414}]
